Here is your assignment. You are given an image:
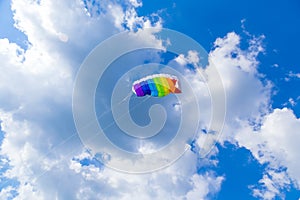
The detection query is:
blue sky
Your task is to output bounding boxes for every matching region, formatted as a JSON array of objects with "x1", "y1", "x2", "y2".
[
  {"x1": 0, "y1": 0, "x2": 300, "y2": 199},
  {"x1": 0, "y1": 1, "x2": 27, "y2": 49}
]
